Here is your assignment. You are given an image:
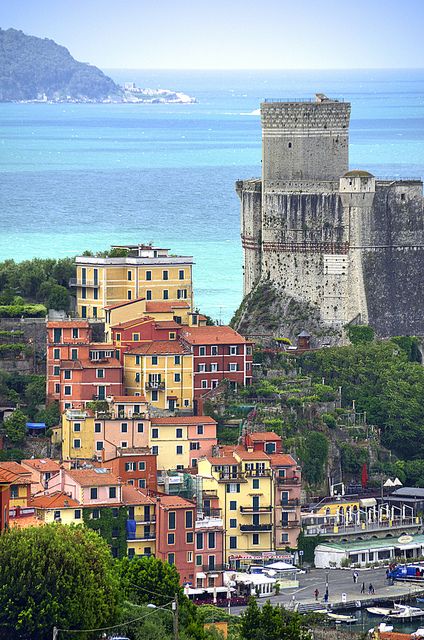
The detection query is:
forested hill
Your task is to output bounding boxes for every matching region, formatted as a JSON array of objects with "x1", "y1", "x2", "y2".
[{"x1": 0, "y1": 28, "x2": 122, "y2": 102}]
